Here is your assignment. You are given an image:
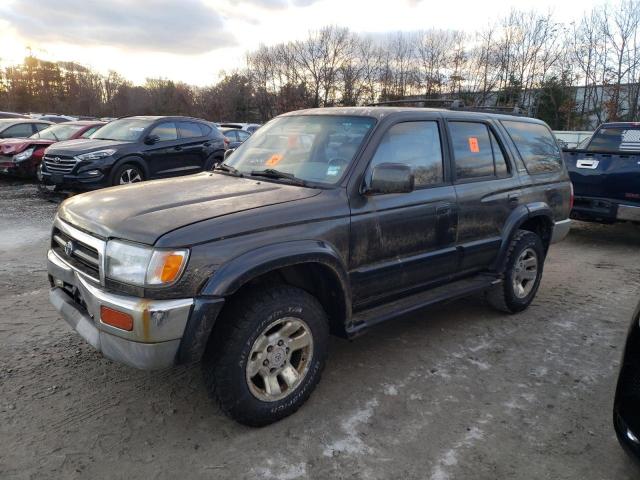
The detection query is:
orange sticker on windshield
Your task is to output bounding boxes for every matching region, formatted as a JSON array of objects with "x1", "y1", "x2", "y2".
[
  {"x1": 468, "y1": 137, "x2": 480, "y2": 153},
  {"x1": 266, "y1": 154, "x2": 283, "y2": 166}
]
